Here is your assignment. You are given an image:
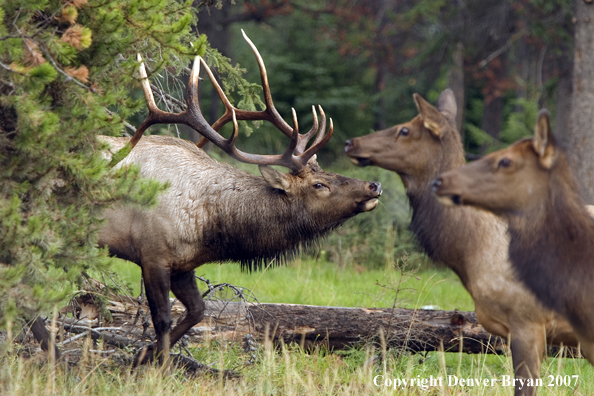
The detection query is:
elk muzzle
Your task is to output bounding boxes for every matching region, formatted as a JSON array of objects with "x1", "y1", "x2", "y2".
[
  {"x1": 431, "y1": 175, "x2": 463, "y2": 207},
  {"x1": 357, "y1": 181, "x2": 382, "y2": 212},
  {"x1": 344, "y1": 139, "x2": 373, "y2": 167}
]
